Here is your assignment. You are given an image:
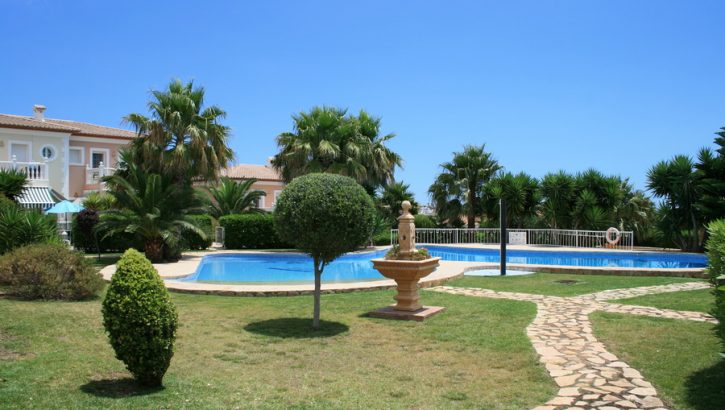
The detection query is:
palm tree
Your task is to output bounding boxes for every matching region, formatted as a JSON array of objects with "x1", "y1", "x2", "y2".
[
  {"x1": 485, "y1": 172, "x2": 540, "y2": 228},
  {"x1": 271, "y1": 107, "x2": 402, "y2": 193},
  {"x1": 647, "y1": 155, "x2": 703, "y2": 251},
  {"x1": 97, "y1": 162, "x2": 206, "y2": 262},
  {"x1": 124, "y1": 79, "x2": 233, "y2": 182},
  {"x1": 428, "y1": 145, "x2": 501, "y2": 228},
  {"x1": 205, "y1": 177, "x2": 266, "y2": 219},
  {"x1": 378, "y1": 181, "x2": 418, "y2": 224},
  {"x1": 0, "y1": 169, "x2": 28, "y2": 202},
  {"x1": 539, "y1": 171, "x2": 576, "y2": 229}
]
